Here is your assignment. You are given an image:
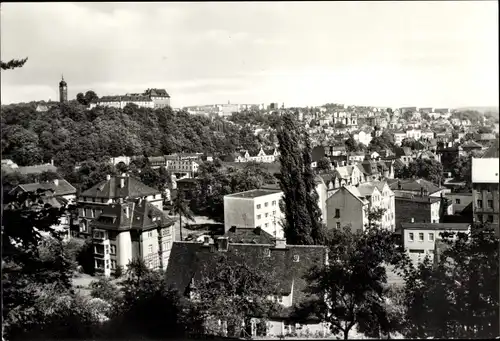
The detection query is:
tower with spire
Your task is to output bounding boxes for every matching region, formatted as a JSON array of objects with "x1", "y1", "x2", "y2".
[{"x1": 59, "y1": 75, "x2": 68, "y2": 103}]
